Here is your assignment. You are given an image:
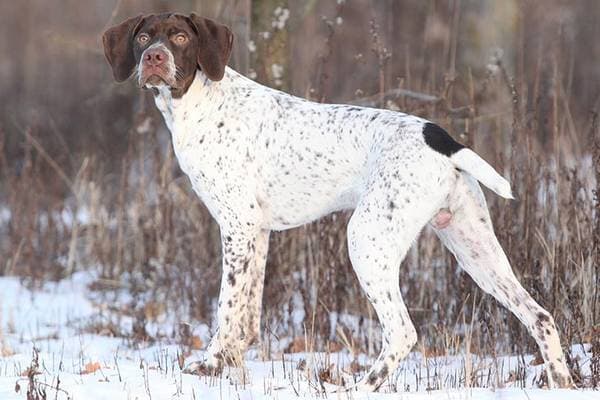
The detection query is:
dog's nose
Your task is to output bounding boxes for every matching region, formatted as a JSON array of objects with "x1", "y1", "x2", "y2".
[{"x1": 143, "y1": 48, "x2": 167, "y2": 66}]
